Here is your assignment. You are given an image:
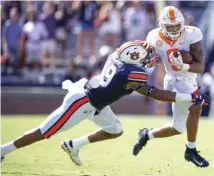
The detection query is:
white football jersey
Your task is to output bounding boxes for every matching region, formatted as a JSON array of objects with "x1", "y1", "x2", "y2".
[{"x1": 146, "y1": 26, "x2": 203, "y2": 78}]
